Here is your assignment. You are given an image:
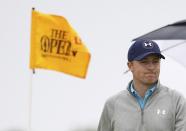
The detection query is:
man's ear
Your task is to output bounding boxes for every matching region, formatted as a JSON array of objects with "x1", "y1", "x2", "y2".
[{"x1": 127, "y1": 61, "x2": 133, "y2": 71}]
